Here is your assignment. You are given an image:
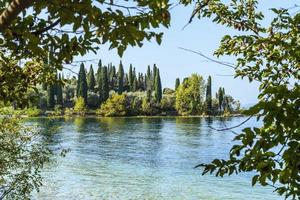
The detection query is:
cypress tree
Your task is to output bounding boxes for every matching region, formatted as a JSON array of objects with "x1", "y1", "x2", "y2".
[
  {"x1": 101, "y1": 66, "x2": 109, "y2": 102},
  {"x1": 77, "y1": 63, "x2": 88, "y2": 102},
  {"x1": 97, "y1": 63, "x2": 103, "y2": 103},
  {"x1": 152, "y1": 64, "x2": 157, "y2": 90},
  {"x1": 144, "y1": 73, "x2": 147, "y2": 90},
  {"x1": 218, "y1": 87, "x2": 223, "y2": 112},
  {"x1": 222, "y1": 87, "x2": 227, "y2": 111},
  {"x1": 56, "y1": 74, "x2": 63, "y2": 106},
  {"x1": 133, "y1": 76, "x2": 137, "y2": 92},
  {"x1": 138, "y1": 73, "x2": 144, "y2": 90},
  {"x1": 154, "y1": 68, "x2": 162, "y2": 103},
  {"x1": 108, "y1": 65, "x2": 115, "y2": 89},
  {"x1": 146, "y1": 65, "x2": 151, "y2": 91},
  {"x1": 133, "y1": 67, "x2": 136, "y2": 79},
  {"x1": 128, "y1": 64, "x2": 133, "y2": 91},
  {"x1": 175, "y1": 78, "x2": 180, "y2": 90},
  {"x1": 147, "y1": 65, "x2": 151, "y2": 78},
  {"x1": 47, "y1": 84, "x2": 55, "y2": 109},
  {"x1": 146, "y1": 90, "x2": 152, "y2": 102},
  {"x1": 206, "y1": 76, "x2": 212, "y2": 114},
  {"x1": 87, "y1": 65, "x2": 96, "y2": 92},
  {"x1": 117, "y1": 61, "x2": 124, "y2": 94}
]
